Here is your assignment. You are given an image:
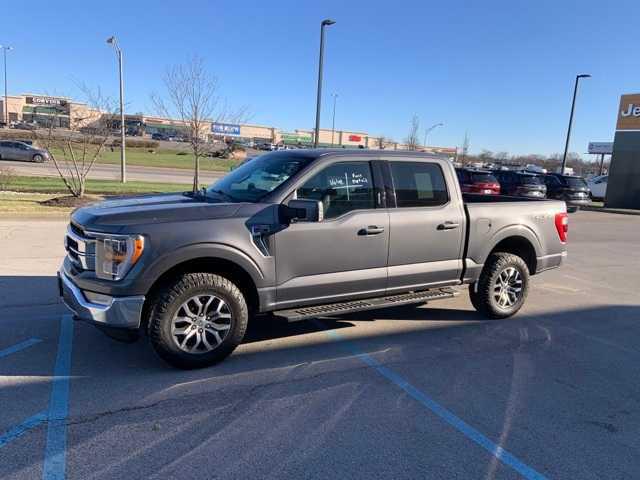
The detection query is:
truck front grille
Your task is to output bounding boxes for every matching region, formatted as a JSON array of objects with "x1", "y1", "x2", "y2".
[{"x1": 64, "y1": 224, "x2": 96, "y2": 271}]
